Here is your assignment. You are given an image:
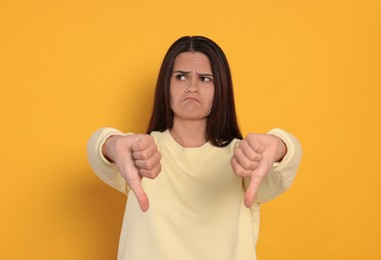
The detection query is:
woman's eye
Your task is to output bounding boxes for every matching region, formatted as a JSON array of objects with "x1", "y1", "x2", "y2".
[
  {"x1": 176, "y1": 74, "x2": 187, "y2": 81},
  {"x1": 201, "y1": 76, "x2": 213, "y2": 82}
]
